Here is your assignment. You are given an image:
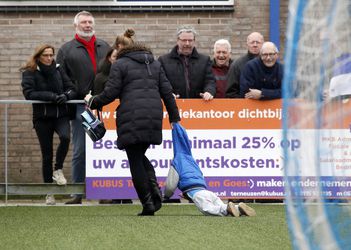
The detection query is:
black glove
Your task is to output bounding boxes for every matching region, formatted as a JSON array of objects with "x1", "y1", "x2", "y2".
[{"x1": 56, "y1": 94, "x2": 68, "y2": 104}]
